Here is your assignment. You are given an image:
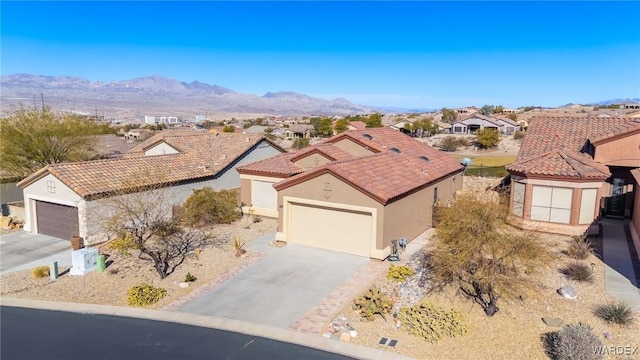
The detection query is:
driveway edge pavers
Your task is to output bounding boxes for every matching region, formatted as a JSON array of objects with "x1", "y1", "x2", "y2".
[{"x1": 0, "y1": 297, "x2": 414, "y2": 360}]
